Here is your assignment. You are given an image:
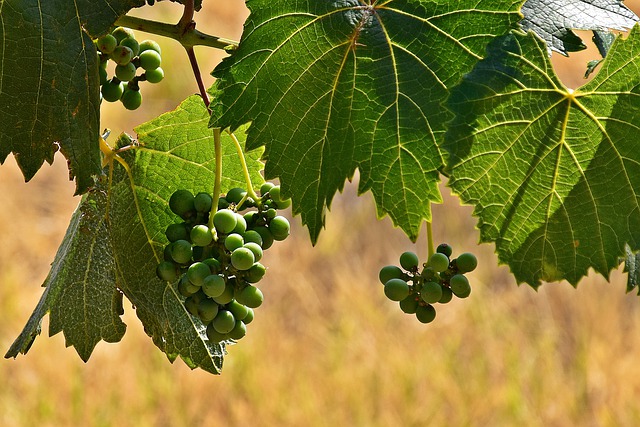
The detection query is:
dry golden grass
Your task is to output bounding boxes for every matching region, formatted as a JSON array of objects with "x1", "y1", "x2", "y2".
[{"x1": 2, "y1": 2, "x2": 640, "y2": 426}]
